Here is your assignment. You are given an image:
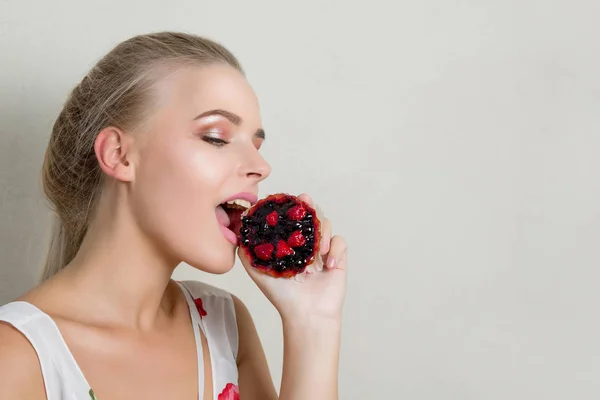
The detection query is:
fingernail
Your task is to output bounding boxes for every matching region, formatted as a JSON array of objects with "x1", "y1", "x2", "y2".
[{"x1": 327, "y1": 257, "x2": 336, "y2": 269}]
